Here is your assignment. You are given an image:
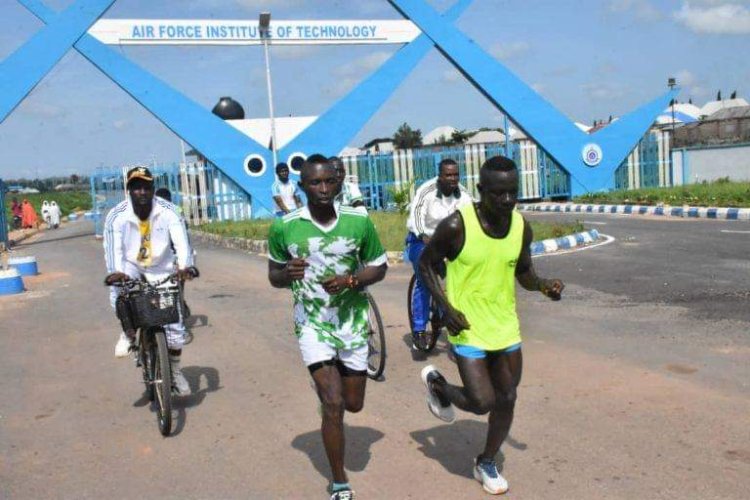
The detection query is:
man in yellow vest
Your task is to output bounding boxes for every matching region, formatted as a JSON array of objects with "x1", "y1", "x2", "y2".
[{"x1": 417, "y1": 155, "x2": 564, "y2": 495}]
